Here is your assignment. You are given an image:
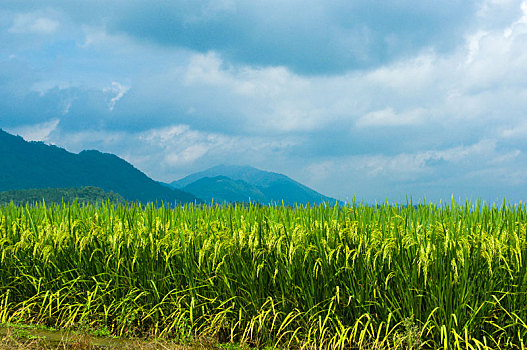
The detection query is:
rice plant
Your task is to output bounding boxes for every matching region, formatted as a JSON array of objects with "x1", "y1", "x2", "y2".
[{"x1": 0, "y1": 199, "x2": 526, "y2": 349}]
